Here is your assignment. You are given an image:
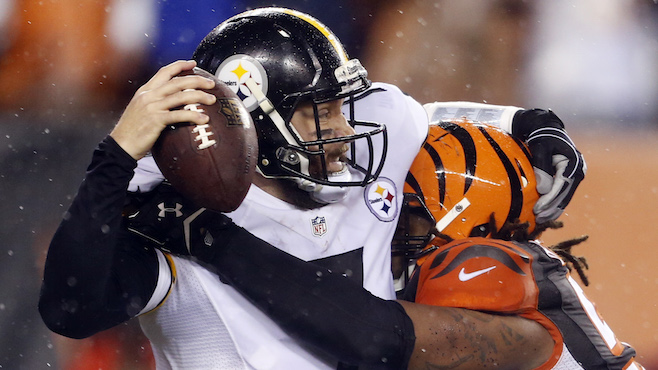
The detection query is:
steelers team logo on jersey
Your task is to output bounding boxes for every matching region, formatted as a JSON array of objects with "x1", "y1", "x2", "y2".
[
  {"x1": 365, "y1": 177, "x2": 398, "y2": 222},
  {"x1": 215, "y1": 54, "x2": 268, "y2": 113}
]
